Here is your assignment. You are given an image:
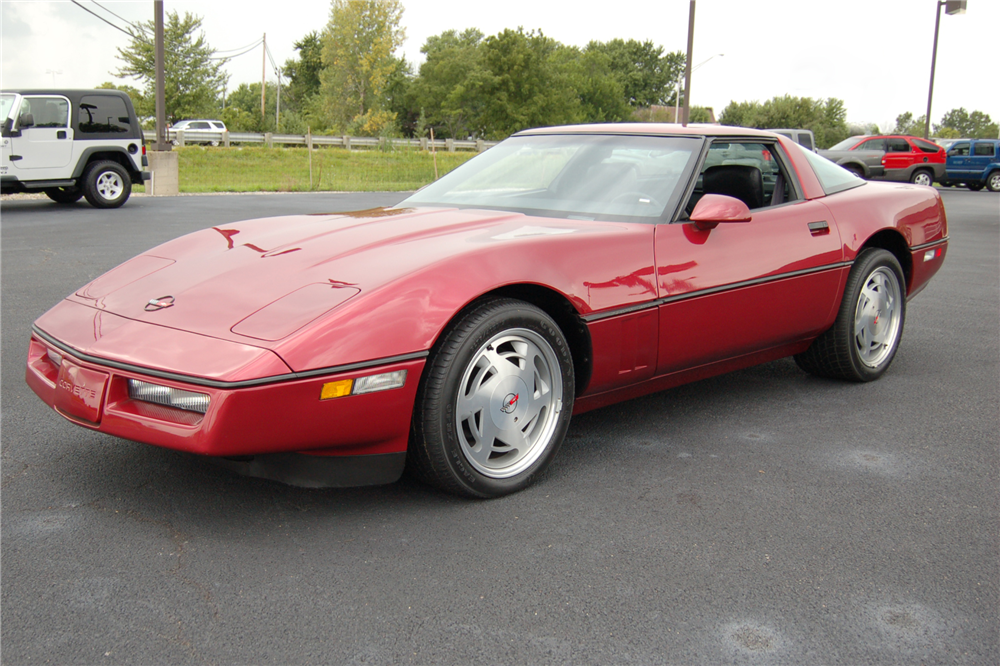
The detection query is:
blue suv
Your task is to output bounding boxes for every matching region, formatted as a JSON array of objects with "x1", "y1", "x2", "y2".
[{"x1": 940, "y1": 139, "x2": 1000, "y2": 191}]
